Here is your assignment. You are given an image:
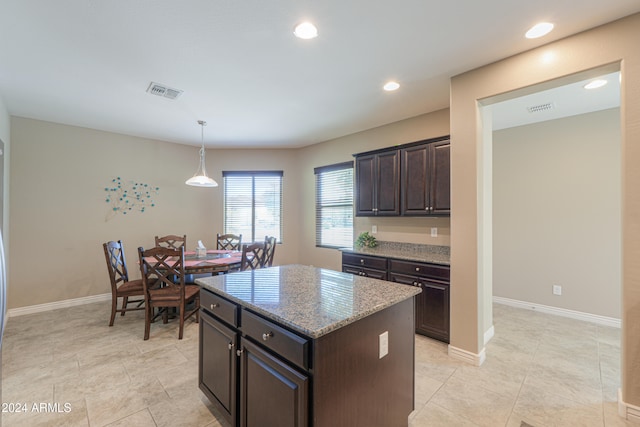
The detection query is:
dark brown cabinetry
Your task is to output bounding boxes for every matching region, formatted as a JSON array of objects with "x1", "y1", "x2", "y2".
[
  {"x1": 342, "y1": 253, "x2": 451, "y2": 343},
  {"x1": 341, "y1": 252, "x2": 387, "y2": 280},
  {"x1": 199, "y1": 292, "x2": 309, "y2": 427},
  {"x1": 388, "y1": 260, "x2": 450, "y2": 342},
  {"x1": 354, "y1": 135, "x2": 450, "y2": 217},
  {"x1": 401, "y1": 139, "x2": 450, "y2": 215},
  {"x1": 200, "y1": 284, "x2": 416, "y2": 427},
  {"x1": 355, "y1": 150, "x2": 400, "y2": 216}
]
